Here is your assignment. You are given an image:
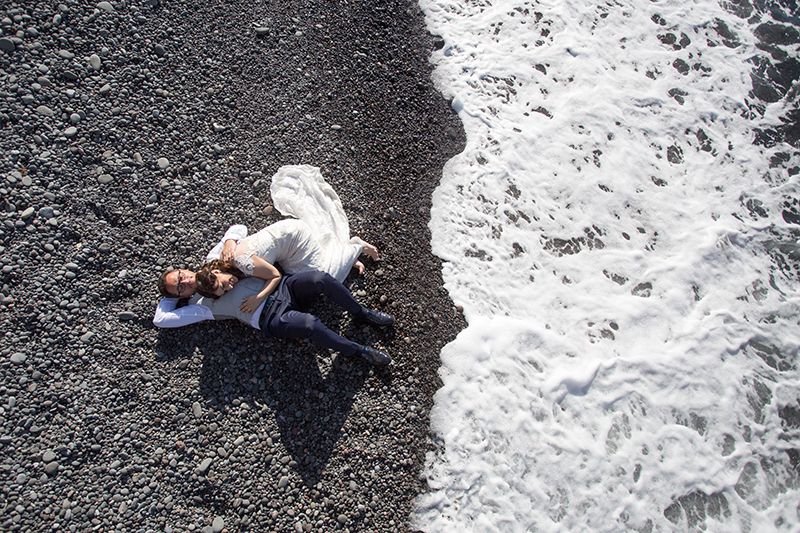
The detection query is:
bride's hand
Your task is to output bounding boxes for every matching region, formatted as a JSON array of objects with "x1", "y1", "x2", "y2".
[
  {"x1": 240, "y1": 294, "x2": 264, "y2": 313},
  {"x1": 221, "y1": 239, "x2": 237, "y2": 262}
]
